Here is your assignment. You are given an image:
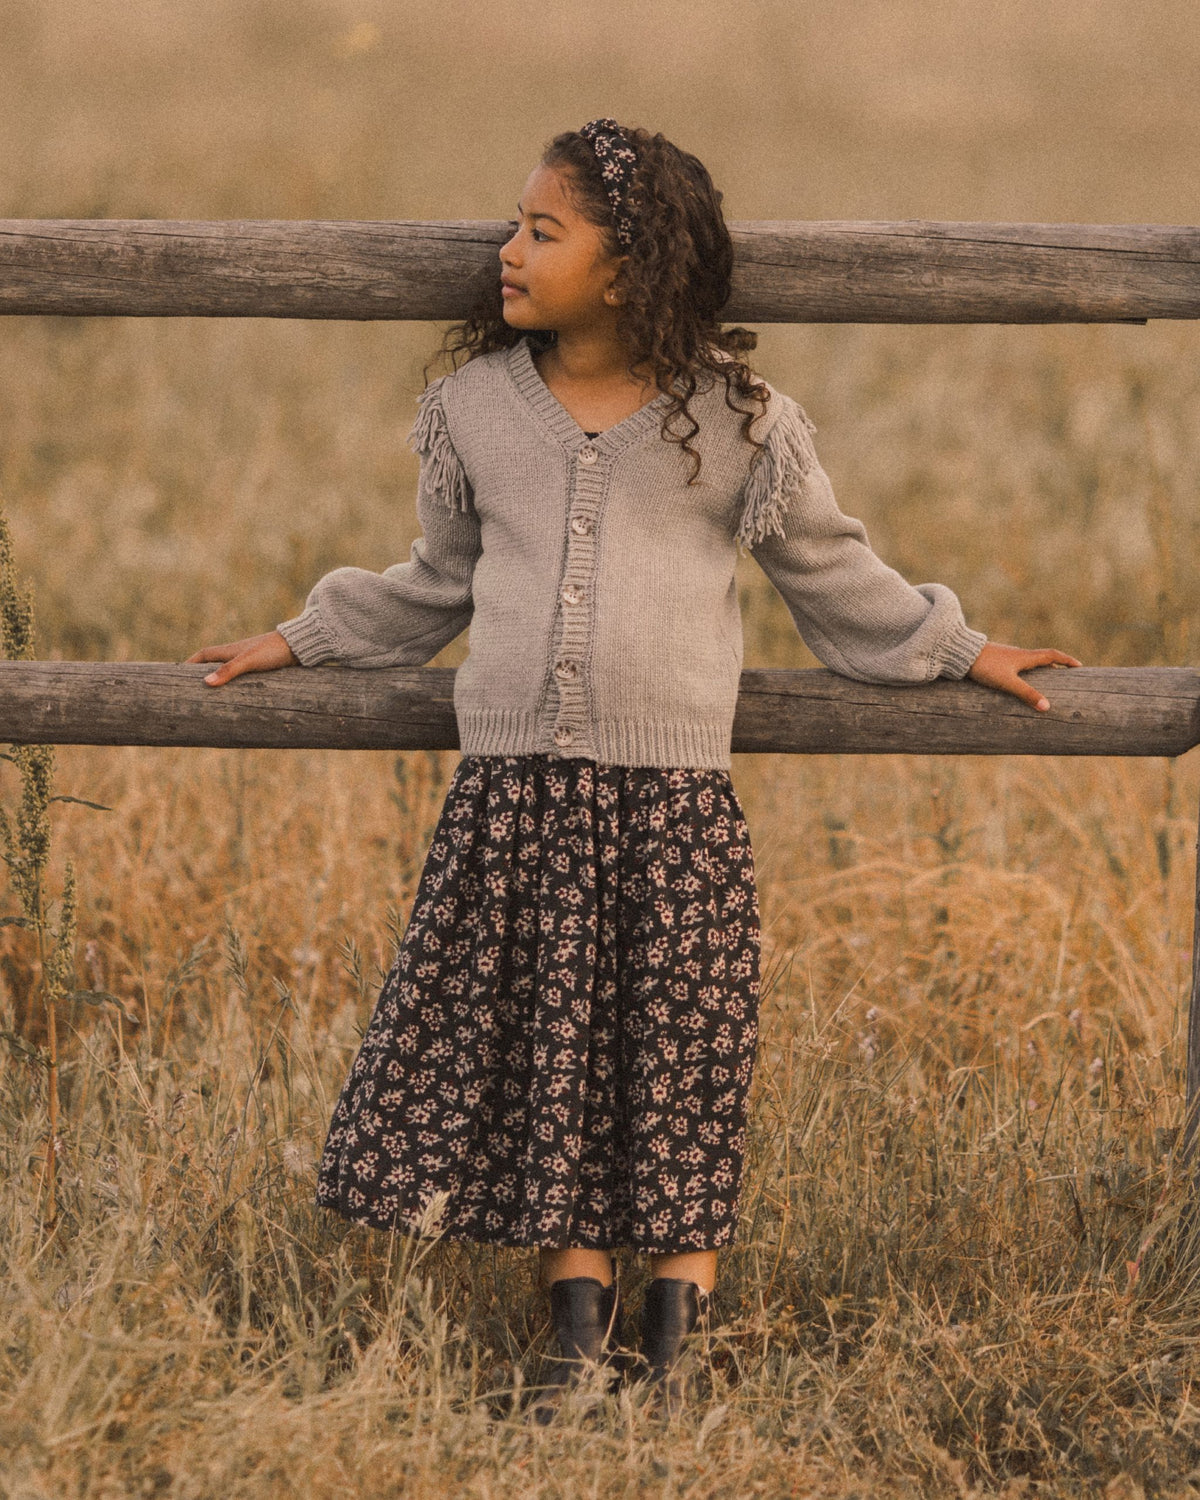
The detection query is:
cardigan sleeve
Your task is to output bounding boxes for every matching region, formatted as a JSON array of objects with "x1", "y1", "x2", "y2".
[
  {"x1": 276, "y1": 378, "x2": 481, "y2": 668},
  {"x1": 739, "y1": 394, "x2": 987, "y2": 684}
]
